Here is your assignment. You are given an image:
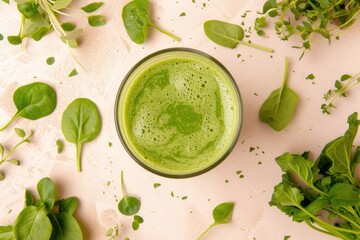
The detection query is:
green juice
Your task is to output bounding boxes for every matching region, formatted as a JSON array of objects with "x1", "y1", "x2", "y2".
[{"x1": 116, "y1": 49, "x2": 241, "y2": 177}]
